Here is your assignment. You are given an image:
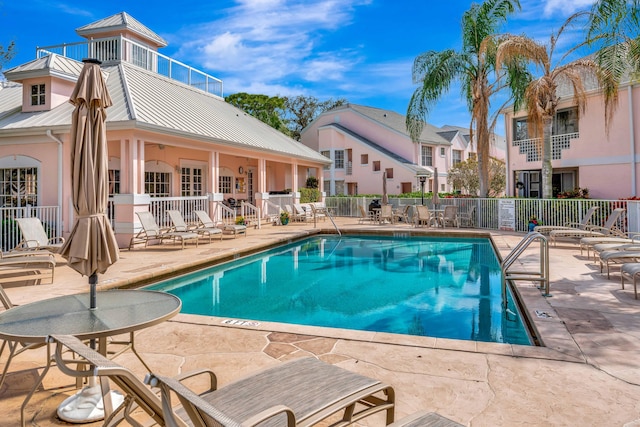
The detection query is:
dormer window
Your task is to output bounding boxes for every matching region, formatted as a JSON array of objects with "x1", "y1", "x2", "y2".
[{"x1": 31, "y1": 84, "x2": 46, "y2": 106}]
